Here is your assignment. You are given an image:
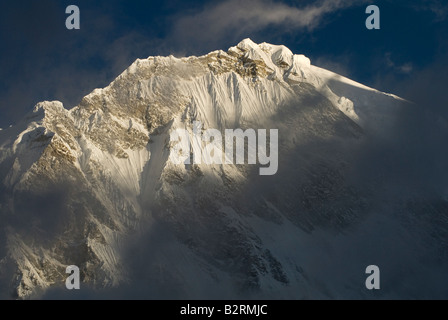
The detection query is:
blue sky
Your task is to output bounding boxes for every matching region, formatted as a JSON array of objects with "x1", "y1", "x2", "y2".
[{"x1": 0, "y1": 0, "x2": 447, "y2": 128}]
